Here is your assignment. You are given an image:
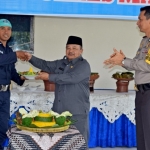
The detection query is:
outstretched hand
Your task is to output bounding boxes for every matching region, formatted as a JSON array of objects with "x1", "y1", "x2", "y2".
[
  {"x1": 103, "y1": 48, "x2": 126, "y2": 68},
  {"x1": 16, "y1": 51, "x2": 27, "y2": 61},
  {"x1": 16, "y1": 51, "x2": 32, "y2": 61},
  {"x1": 110, "y1": 48, "x2": 118, "y2": 58},
  {"x1": 24, "y1": 52, "x2": 32, "y2": 61}
]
